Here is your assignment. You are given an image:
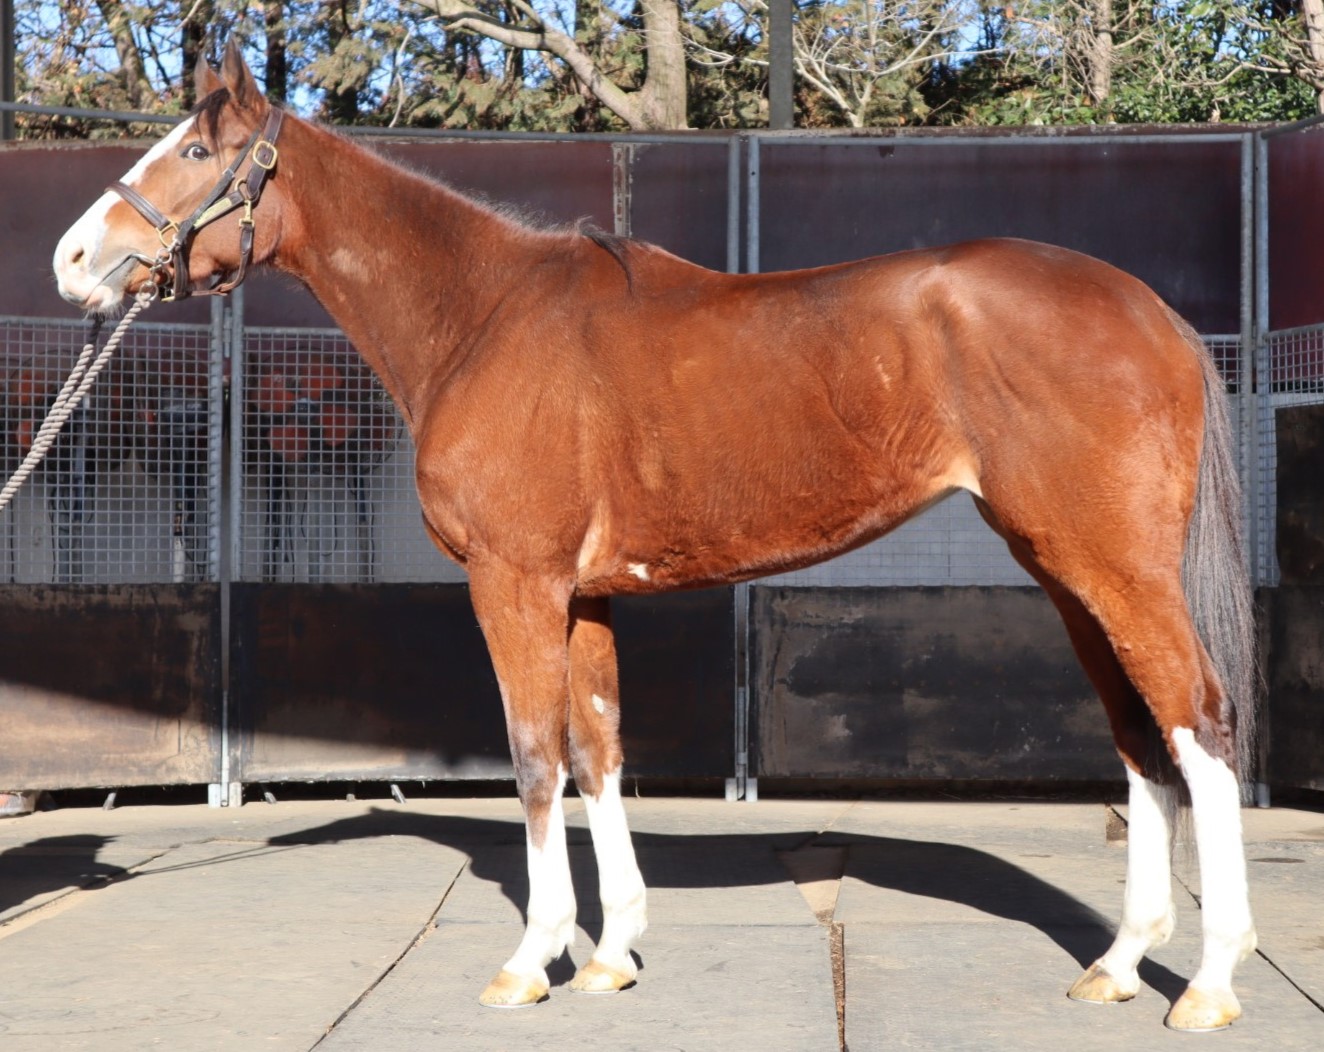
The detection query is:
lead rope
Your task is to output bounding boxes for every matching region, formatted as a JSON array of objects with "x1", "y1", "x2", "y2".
[{"x1": 0, "y1": 287, "x2": 155, "y2": 515}]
